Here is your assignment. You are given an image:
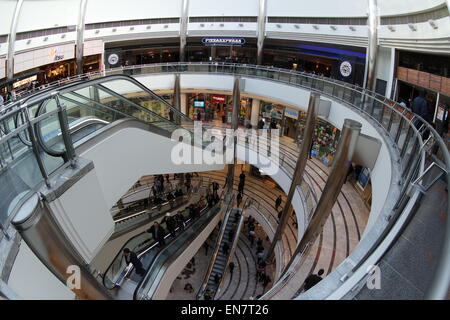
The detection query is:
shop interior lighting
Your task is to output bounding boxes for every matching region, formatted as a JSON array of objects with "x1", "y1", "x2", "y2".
[
  {"x1": 164, "y1": 25, "x2": 169, "y2": 28},
  {"x1": 200, "y1": 24, "x2": 205, "y2": 27},
  {"x1": 428, "y1": 19, "x2": 438, "y2": 29},
  {"x1": 408, "y1": 23, "x2": 417, "y2": 31},
  {"x1": 387, "y1": 25, "x2": 396, "y2": 32}
]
